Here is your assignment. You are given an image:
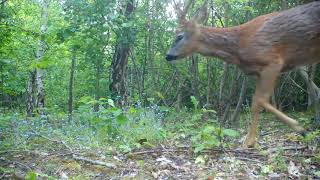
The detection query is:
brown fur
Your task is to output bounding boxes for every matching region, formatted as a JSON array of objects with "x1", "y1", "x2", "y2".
[{"x1": 166, "y1": 1, "x2": 320, "y2": 147}]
